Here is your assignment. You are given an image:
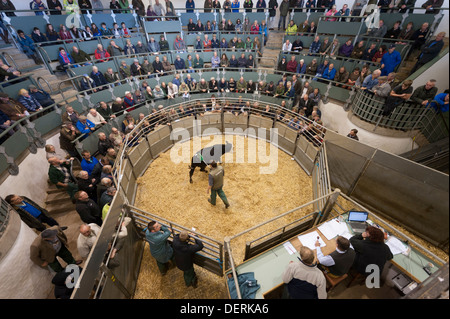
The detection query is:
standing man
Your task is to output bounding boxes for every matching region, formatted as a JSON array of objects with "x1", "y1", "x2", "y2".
[
  {"x1": 145, "y1": 221, "x2": 175, "y2": 275},
  {"x1": 207, "y1": 161, "x2": 230, "y2": 208},
  {"x1": 74, "y1": 191, "x2": 103, "y2": 226},
  {"x1": 48, "y1": 157, "x2": 79, "y2": 201},
  {"x1": 172, "y1": 230, "x2": 204, "y2": 288},
  {"x1": 268, "y1": 0, "x2": 278, "y2": 29},
  {"x1": 30, "y1": 226, "x2": 82, "y2": 273},
  {"x1": 5, "y1": 194, "x2": 60, "y2": 232},
  {"x1": 278, "y1": 0, "x2": 290, "y2": 31},
  {"x1": 347, "y1": 128, "x2": 359, "y2": 141},
  {"x1": 77, "y1": 223, "x2": 101, "y2": 260},
  {"x1": 410, "y1": 32, "x2": 446, "y2": 74},
  {"x1": 80, "y1": 150, "x2": 99, "y2": 177},
  {"x1": 380, "y1": 45, "x2": 401, "y2": 76}
]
